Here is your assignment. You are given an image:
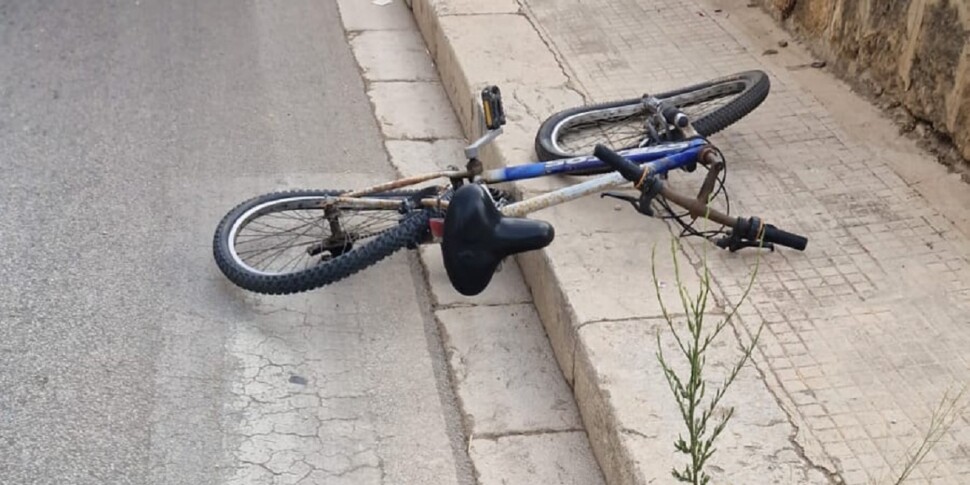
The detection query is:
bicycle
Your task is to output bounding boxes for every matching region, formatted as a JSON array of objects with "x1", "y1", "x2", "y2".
[{"x1": 212, "y1": 70, "x2": 807, "y2": 297}]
